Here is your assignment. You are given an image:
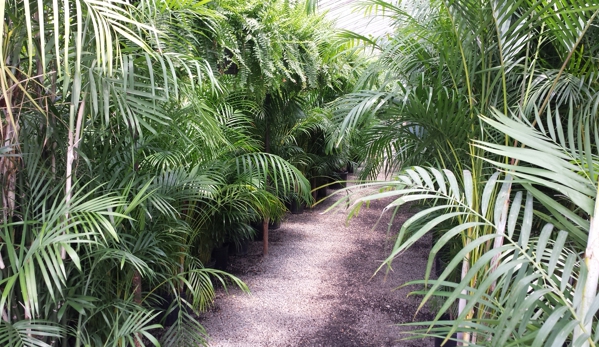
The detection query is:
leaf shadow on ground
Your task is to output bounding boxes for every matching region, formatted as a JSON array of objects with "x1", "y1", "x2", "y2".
[
  {"x1": 200, "y1": 184, "x2": 435, "y2": 347},
  {"x1": 296, "y1": 197, "x2": 435, "y2": 347}
]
